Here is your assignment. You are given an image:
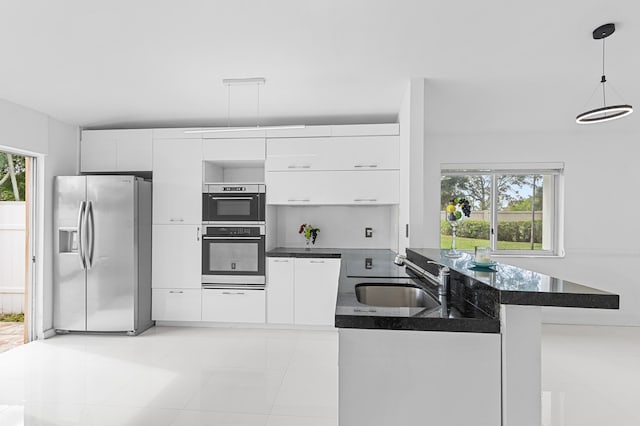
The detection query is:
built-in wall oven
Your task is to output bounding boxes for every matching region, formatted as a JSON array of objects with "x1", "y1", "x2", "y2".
[
  {"x1": 201, "y1": 224, "x2": 266, "y2": 288},
  {"x1": 202, "y1": 184, "x2": 265, "y2": 223}
]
